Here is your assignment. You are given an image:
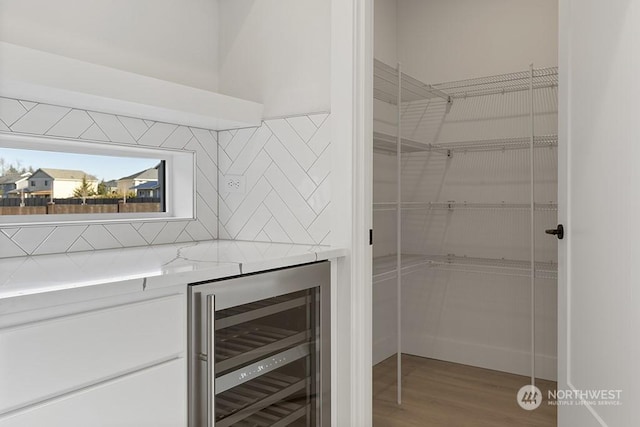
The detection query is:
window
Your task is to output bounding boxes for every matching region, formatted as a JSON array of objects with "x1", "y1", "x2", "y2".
[{"x1": 0, "y1": 134, "x2": 194, "y2": 224}]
